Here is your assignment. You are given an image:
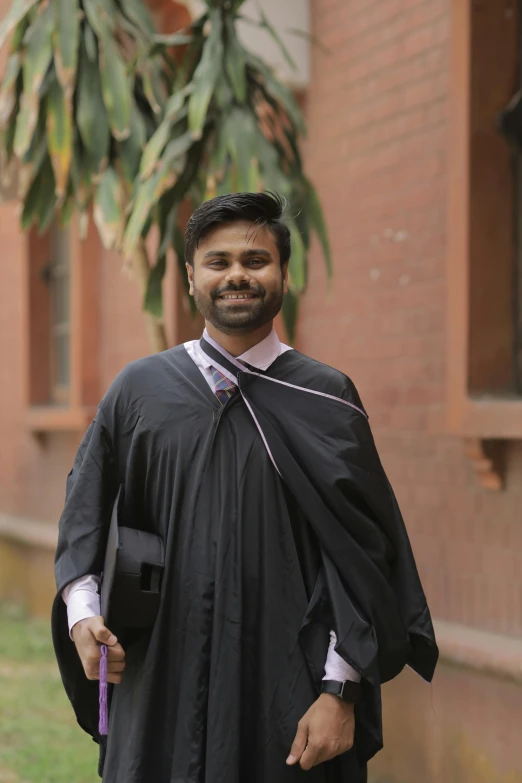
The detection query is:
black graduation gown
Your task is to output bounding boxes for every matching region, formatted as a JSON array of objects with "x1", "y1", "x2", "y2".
[{"x1": 52, "y1": 341, "x2": 438, "y2": 783}]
